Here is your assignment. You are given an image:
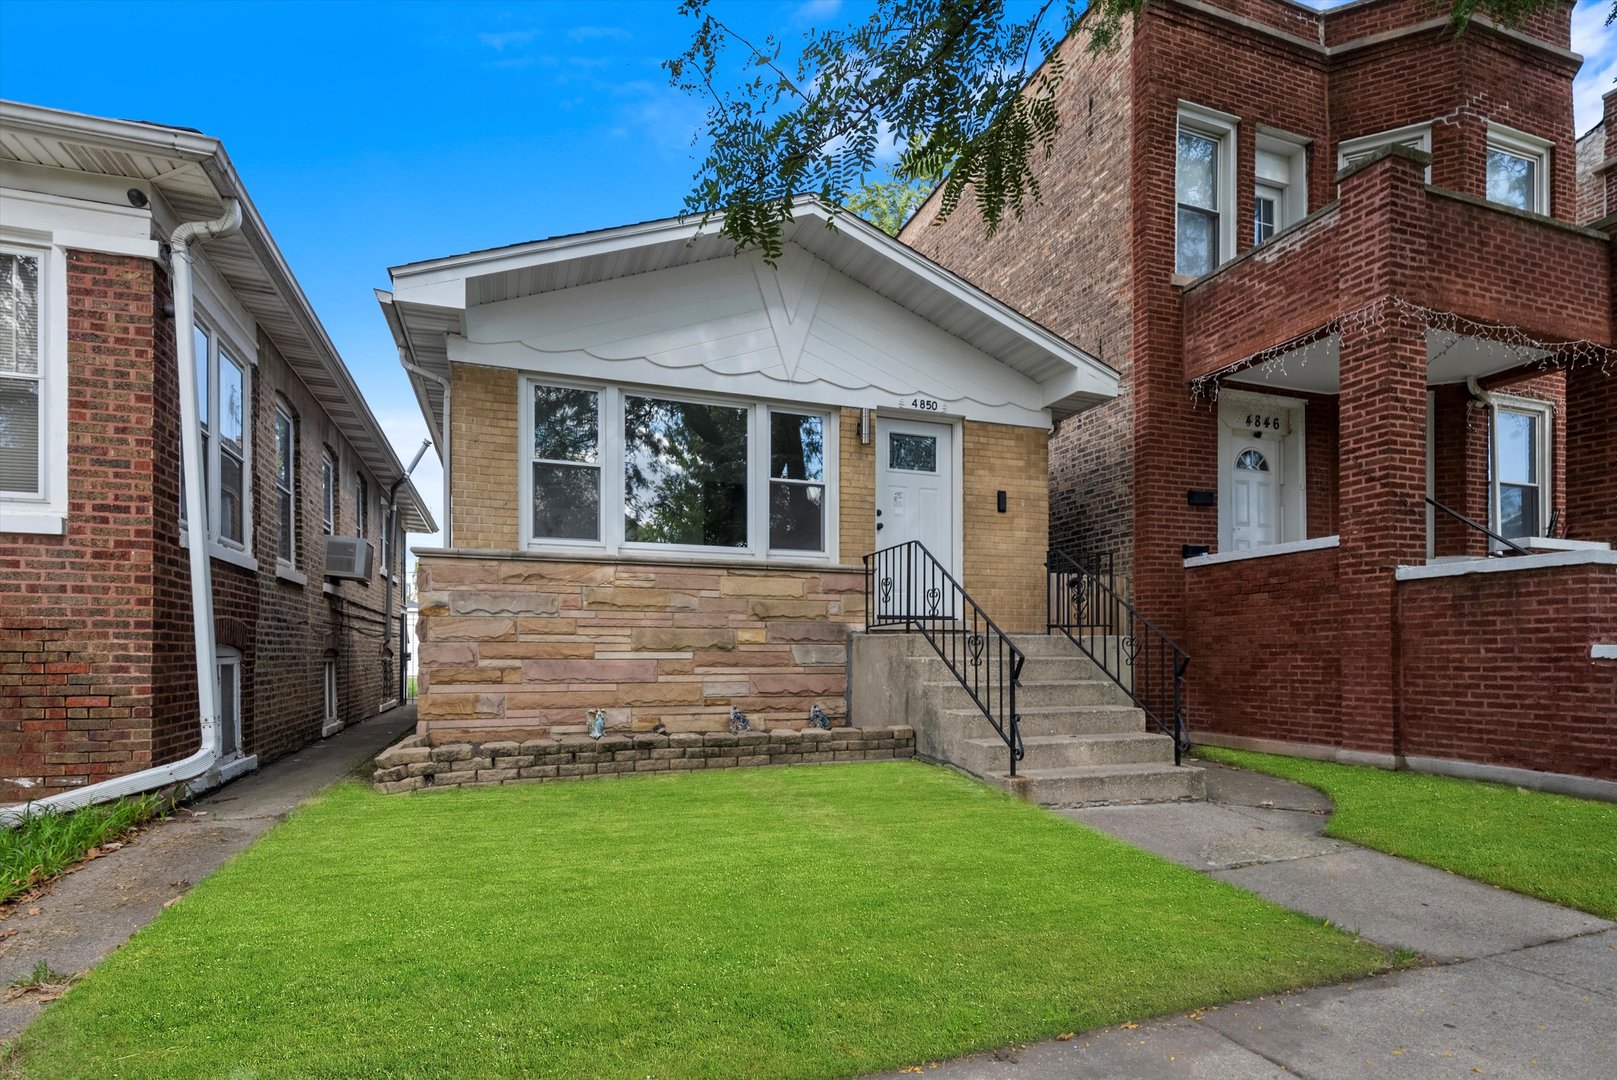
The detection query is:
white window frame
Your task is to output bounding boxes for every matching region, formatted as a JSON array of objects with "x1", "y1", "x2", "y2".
[
  {"x1": 321, "y1": 449, "x2": 336, "y2": 535},
  {"x1": 1485, "y1": 123, "x2": 1551, "y2": 216},
  {"x1": 184, "y1": 313, "x2": 256, "y2": 569},
  {"x1": 322, "y1": 657, "x2": 341, "y2": 737},
  {"x1": 1489, "y1": 395, "x2": 1553, "y2": 543},
  {"x1": 518, "y1": 375, "x2": 839, "y2": 563},
  {"x1": 0, "y1": 238, "x2": 68, "y2": 535},
  {"x1": 273, "y1": 403, "x2": 296, "y2": 568},
  {"x1": 1176, "y1": 102, "x2": 1239, "y2": 275},
  {"x1": 1338, "y1": 122, "x2": 1432, "y2": 182},
  {"x1": 355, "y1": 471, "x2": 369, "y2": 542},
  {"x1": 216, "y1": 646, "x2": 242, "y2": 759},
  {"x1": 1254, "y1": 129, "x2": 1309, "y2": 243}
]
